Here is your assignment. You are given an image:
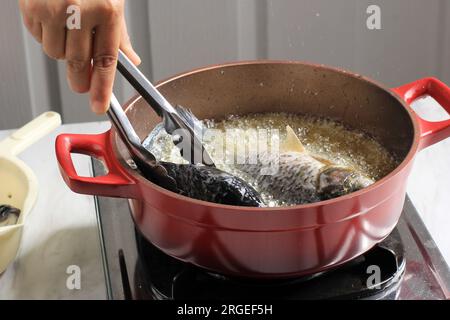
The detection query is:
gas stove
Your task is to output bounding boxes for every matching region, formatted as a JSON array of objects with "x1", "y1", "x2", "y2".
[{"x1": 92, "y1": 160, "x2": 450, "y2": 300}]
